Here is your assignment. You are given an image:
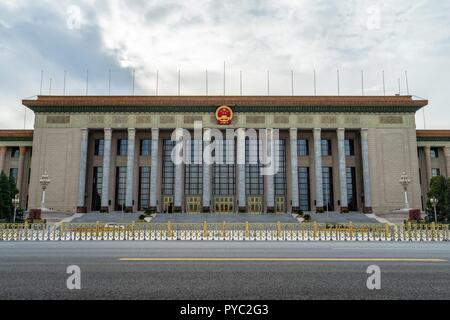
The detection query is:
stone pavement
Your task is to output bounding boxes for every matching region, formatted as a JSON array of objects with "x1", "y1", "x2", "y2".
[
  {"x1": 71, "y1": 212, "x2": 142, "y2": 223},
  {"x1": 308, "y1": 212, "x2": 379, "y2": 224},
  {"x1": 151, "y1": 213, "x2": 298, "y2": 223}
]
